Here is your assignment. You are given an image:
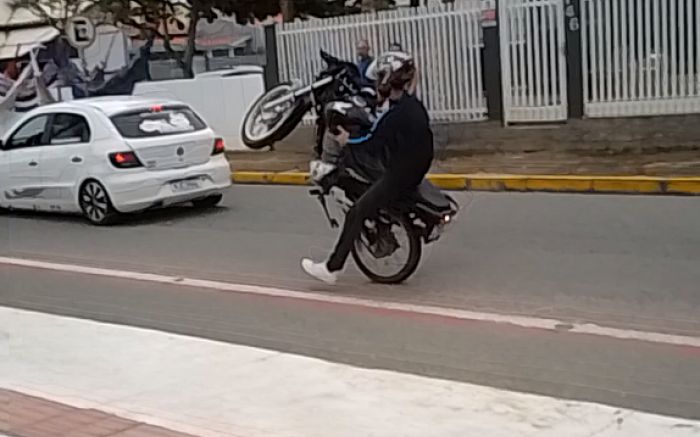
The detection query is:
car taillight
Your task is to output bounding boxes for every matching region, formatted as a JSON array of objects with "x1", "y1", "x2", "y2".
[
  {"x1": 109, "y1": 151, "x2": 142, "y2": 169},
  {"x1": 212, "y1": 138, "x2": 225, "y2": 155}
]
